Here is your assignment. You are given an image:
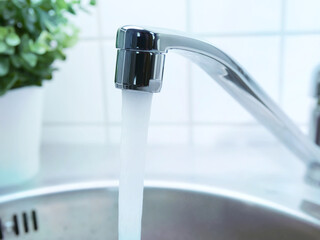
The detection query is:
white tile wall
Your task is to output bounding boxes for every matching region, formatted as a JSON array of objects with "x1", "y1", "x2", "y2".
[
  {"x1": 192, "y1": 36, "x2": 281, "y2": 124},
  {"x1": 150, "y1": 53, "x2": 190, "y2": 123},
  {"x1": 206, "y1": 36, "x2": 281, "y2": 102},
  {"x1": 69, "y1": 5, "x2": 100, "y2": 38},
  {"x1": 282, "y1": 35, "x2": 320, "y2": 123},
  {"x1": 190, "y1": 0, "x2": 282, "y2": 34},
  {"x1": 286, "y1": 0, "x2": 320, "y2": 31},
  {"x1": 42, "y1": 0, "x2": 320, "y2": 146},
  {"x1": 99, "y1": 0, "x2": 187, "y2": 37},
  {"x1": 44, "y1": 41, "x2": 105, "y2": 124},
  {"x1": 42, "y1": 125, "x2": 106, "y2": 144},
  {"x1": 192, "y1": 63, "x2": 254, "y2": 123}
]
